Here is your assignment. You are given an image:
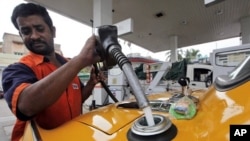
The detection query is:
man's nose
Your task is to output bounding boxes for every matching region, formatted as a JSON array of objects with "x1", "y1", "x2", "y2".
[{"x1": 30, "y1": 30, "x2": 40, "y2": 40}]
